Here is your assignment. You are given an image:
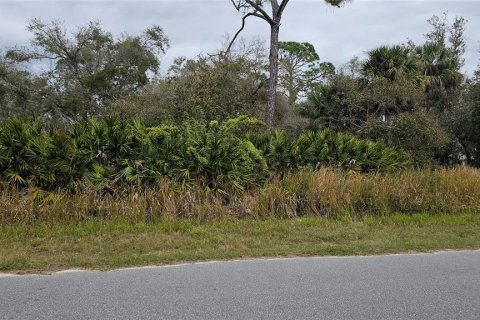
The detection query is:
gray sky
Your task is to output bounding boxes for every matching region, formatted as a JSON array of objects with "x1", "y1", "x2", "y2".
[{"x1": 1, "y1": 0, "x2": 479, "y2": 75}]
